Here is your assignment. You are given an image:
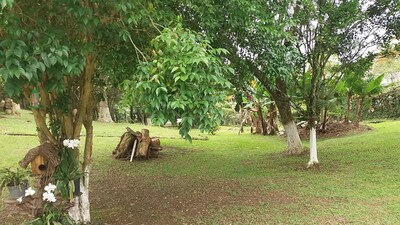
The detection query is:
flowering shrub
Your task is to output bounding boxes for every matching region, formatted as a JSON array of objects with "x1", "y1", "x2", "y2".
[
  {"x1": 18, "y1": 139, "x2": 82, "y2": 224},
  {"x1": 20, "y1": 183, "x2": 75, "y2": 225}
]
